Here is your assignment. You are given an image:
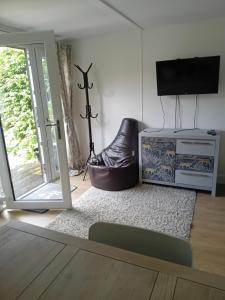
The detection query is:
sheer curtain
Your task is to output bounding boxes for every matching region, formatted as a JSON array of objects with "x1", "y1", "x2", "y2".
[{"x1": 57, "y1": 42, "x2": 83, "y2": 175}]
